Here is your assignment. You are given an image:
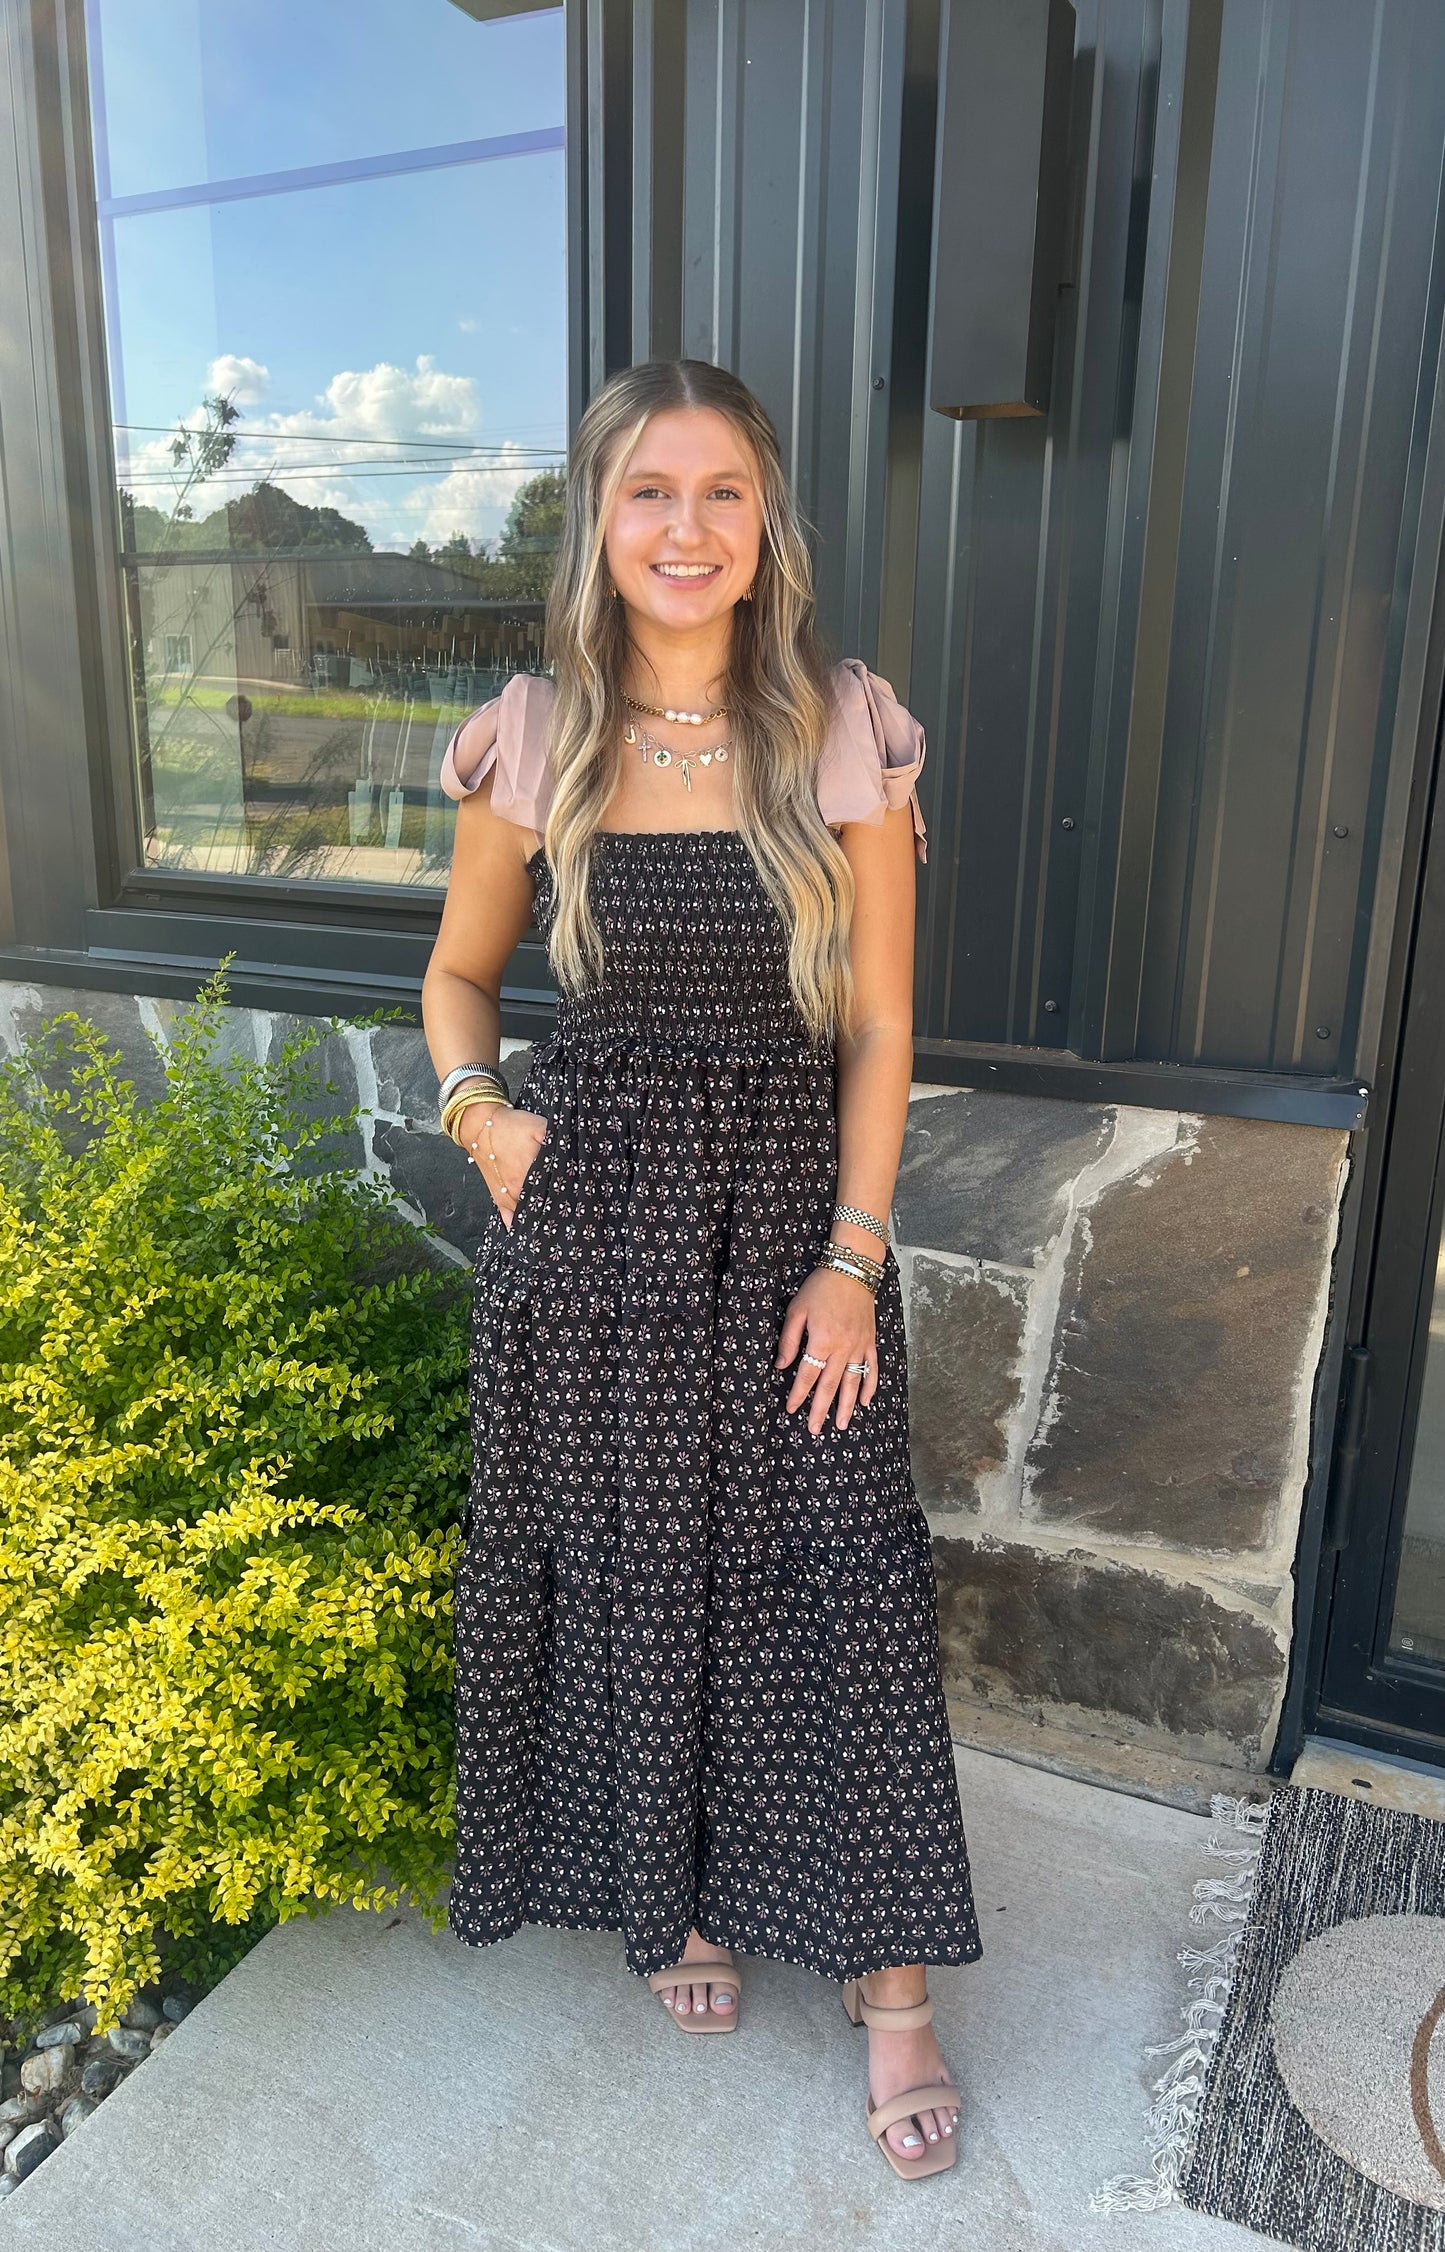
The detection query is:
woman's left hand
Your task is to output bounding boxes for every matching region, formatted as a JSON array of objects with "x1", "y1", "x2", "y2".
[{"x1": 776, "y1": 1265, "x2": 880, "y2": 1434}]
